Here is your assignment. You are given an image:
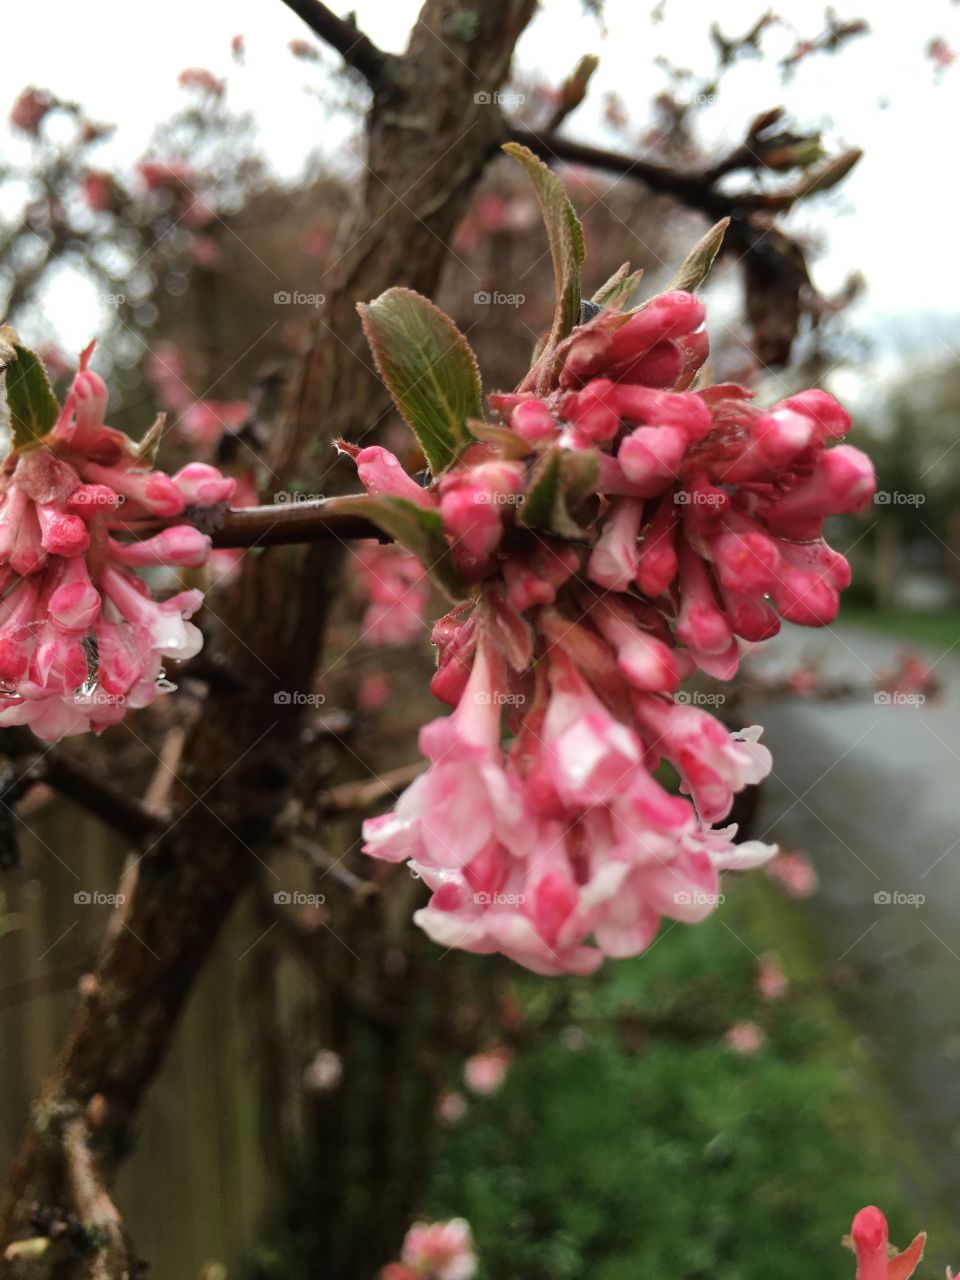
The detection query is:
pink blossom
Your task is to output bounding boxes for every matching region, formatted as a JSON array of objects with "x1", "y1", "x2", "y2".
[
  {"x1": 0, "y1": 344, "x2": 229, "y2": 740},
  {"x1": 400, "y1": 1219, "x2": 476, "y2": 1280},
  {"x1": 764, "y1": 849, "x2": 819, "y2": 899},
  {"x1": 351, "y1": 288, "x2": 871, "y2": 972},
  {"x1": 10, "y1": 88, "x2": 54, "y2": 134},
  {"x1": 357, "y1": 544, "x2": 430, "y2": 647},
  {"x1": 463, "y1": 1047, "x2": 511, "y2": 1095},
  {"x1": 756, "y1": 953, "x2": 789, "y2": 1000},
  {"x1": 303, "y1": 1048, "x2": 343, "y2": 1092},
  {"x1": 725, "y1": 1021, "x2": 765, "y2": 1055},
  {"x1": 178, "y1": 67, "x2": 225, "y2": 96}
]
